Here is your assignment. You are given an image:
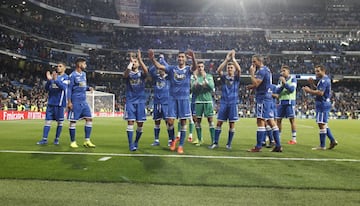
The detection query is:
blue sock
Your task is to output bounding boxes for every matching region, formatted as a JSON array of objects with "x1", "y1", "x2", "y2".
[
  {"x1": 326, "y1": 128, "x2": 335, "y2": 142},
  {"x1": 168, "y1": 126, "x2": 174, "y2": 141},
  {"x1": 127, "y1": 130, "x2": 133, "y2": 147},
  {"x1": 42, "y1": 125, "x2": 50, "y2": 140},
  {"x1": 179, "y1": 130, "x2": 186, "y2": 146},
  {"x1": 214, "y1": 128, "x2": 221, "y2": 144},
  {"x1": 227, "y1": 130, "x2": 234, "y2": 146},
  {"x1": 55, "y1": 125, "x2": 62, "y2": 140},
  {"x1": 135, "y1": 130, "x2": 142, "y2": 143},
  {"x1": 85, "y1": 126, "x2": 92, "y2": 139},
  {"x1": 256, "y1": 127, "x2": 266, "y2": 148},
  {"x1": 69, "y1": 128, "x2": 76, "y2": 142},
  {"x1": 320, "y1": 129, "x2": 326, "y2": 147},
  {"x1": 272, "y1": 127, "x2": 281, "y2": 147},
  {"x1": 154, "y1": 126, "x2": 160, "y2": 141}
]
